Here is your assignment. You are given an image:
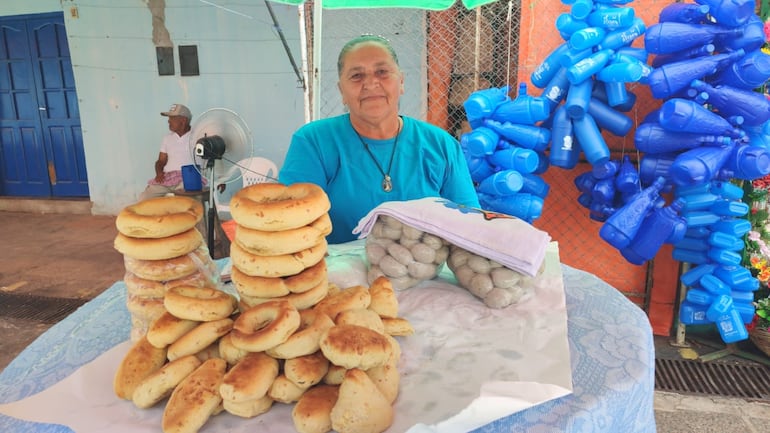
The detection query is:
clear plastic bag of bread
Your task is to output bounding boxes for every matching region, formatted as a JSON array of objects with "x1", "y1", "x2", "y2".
[
  {"x1": 446, "y1": 243, "x2": 544, "y2": 309},
  {"x1": 364, "y1": 215, "x2": 449, "y2": 290}
]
